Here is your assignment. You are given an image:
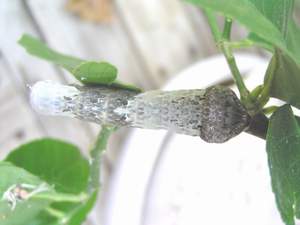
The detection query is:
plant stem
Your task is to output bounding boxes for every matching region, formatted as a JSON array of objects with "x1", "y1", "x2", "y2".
[
  {"x1": 222, "y1": 18, "x2": 232, "y2": 40},
  {"x1": 202, "y1": 9, "x2": 222, "y2": 42},
  {"x1": 229, "y1": 39, "x2": 254, "y2": 49},
  {"x1": 204, "y1": 11, "x2": 257, "y2": 112},
  {"x1": 202, "y1": 10, "x2": 271, "y2": 139},
  {"x1": 45, "y1": 207, "x2": 65, "y2": 219},
  {"x1": 250, "y1": 85, "x2": 263, "y2": 99},
  {"x1": 220, "y1": 42, "x2": 251, "y2": 103},
  {"x1": 34, "y1": 192, "x2": 88, "y2": 202},
  {"x1": 88, "y1": 125, "x2": 114, "y2": 193},
  {"x1": 263, "y1": 106, "x2": 278, "y2": 115},
  {"x1": 257, "y1": 53, "x2": 277, "y2": 108}
]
